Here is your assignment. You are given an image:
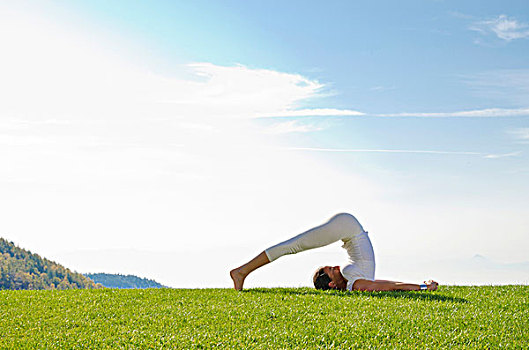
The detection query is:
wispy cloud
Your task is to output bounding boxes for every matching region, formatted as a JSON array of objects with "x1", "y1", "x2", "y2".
[
  {"x1": 461, "y1": 69, "x2": 529, "y2": 105},
  {"x1": 0, "y1": 119, "x2": 71, "y2": 131},
  {"x1": 263, "y1": 121, "x2": 327, "y2": 134},
  {"x1": 286, "y1": 147, "x2": 521, "y2": 159},
  {"x1": 375, "y1": 107, "x2": 529, "y2": 118},
  {"x1": 0, "y1": 9, "x2": 327, "y2": 122},
  {"x1": 509, "y1": 128, "x2": 529, "y2": 144},
  {"x1": 261, "y1": 107, "x2": 529, "y2": 120},
  {"x1": 286, "y1": 147, "x2": 481, "y2": 156},
  {"x1": 0, "y1": 135, "x2": 56, "y2": 146},
  {"x1": 483, "y1": 151, "x2": 522, "y2": 159},
  {"x1": 470, "y1": 15, "x2": 529, "y2": 41},
  {"x1": 258, "y1": 108, "x2": 364, "y2": 118},
  {"x1": 369, "y1": 85, "x2": 396, "y2": 92}
]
